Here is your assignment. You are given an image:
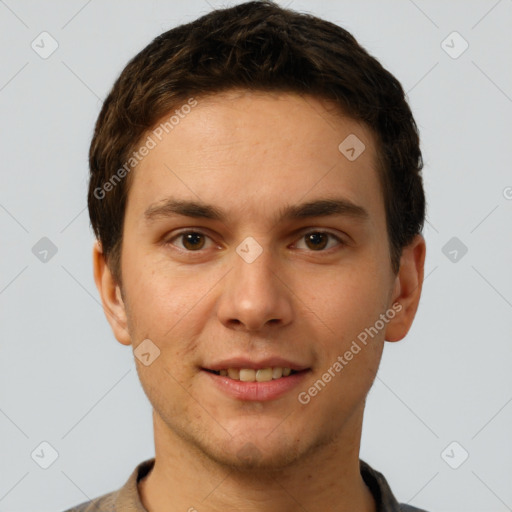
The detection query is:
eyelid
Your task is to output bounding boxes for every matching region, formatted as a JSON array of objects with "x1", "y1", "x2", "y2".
[
  {"x1": 165, "y1": 228, "x2": 347, "y2": 252},
  {"x1": 165, "y1": 228, "x2": 218, "y2": 251},
  {"x1": 291, "y1": 229, "x2": 346, "y2": 250}
]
